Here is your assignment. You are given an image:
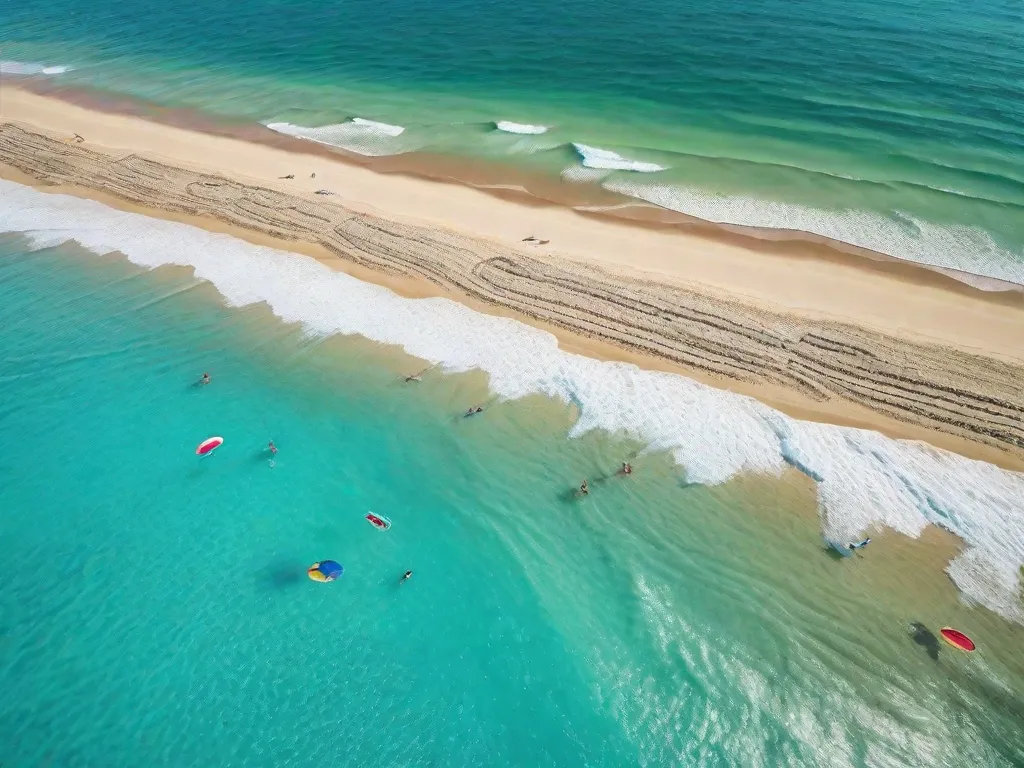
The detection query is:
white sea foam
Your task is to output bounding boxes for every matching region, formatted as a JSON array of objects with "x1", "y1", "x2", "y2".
[
  {"x1": 495, "y1": 121, "x2": 549, "y2": 135},
  {"x1": 265, "y1": 118, "x2": 406, "y2": 156},
  {"x1": 603, "y1": 180, "x2": 1024, "y2": 286},
  {"x1": 0, "y1": 60, "x2": 73, "y2": 76},
  {"x1": 561, "y1": 166, "x2": 613, "y2": 184},
  {"x1": 573, "y1": 143, "x2": 666, "y2": 173},
  {"x1": 1, "y1": 178, "x2": 1022, "y2": 623}
]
